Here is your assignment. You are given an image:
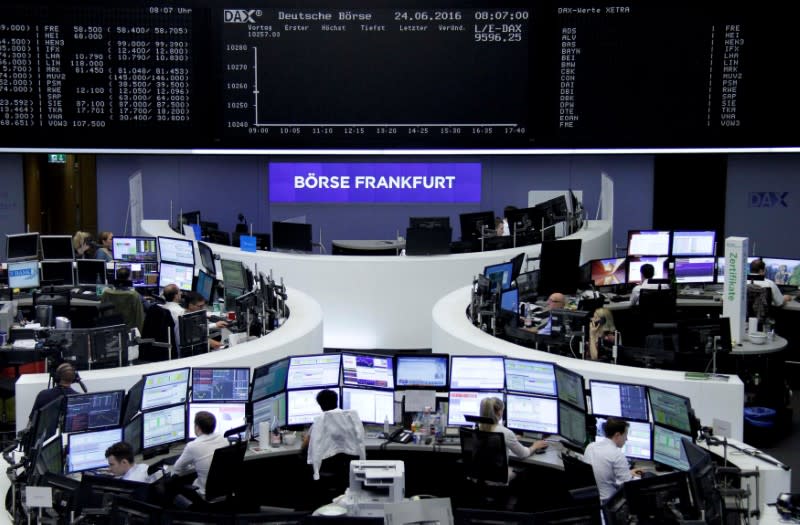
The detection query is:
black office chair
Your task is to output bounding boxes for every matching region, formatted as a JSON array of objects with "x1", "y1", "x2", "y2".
[
  {"x1": 203, "y1": 441, "x2": 248, "y2": 509},
  {"x1": 746, "y1": 283, "x2": 771, "y2": 324},
  {"x1": 458, "y1": 427, "x2": 514, "y2": 510},
  {"x1": 637, "y1": 286, "x2": 677, "y2": 325},
  {"x1": 139, "y1": 305, "x2": 175, "y2": 362},
  {"x1": 560, "y1": 453, "x2": 600, "y2": 505}
]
